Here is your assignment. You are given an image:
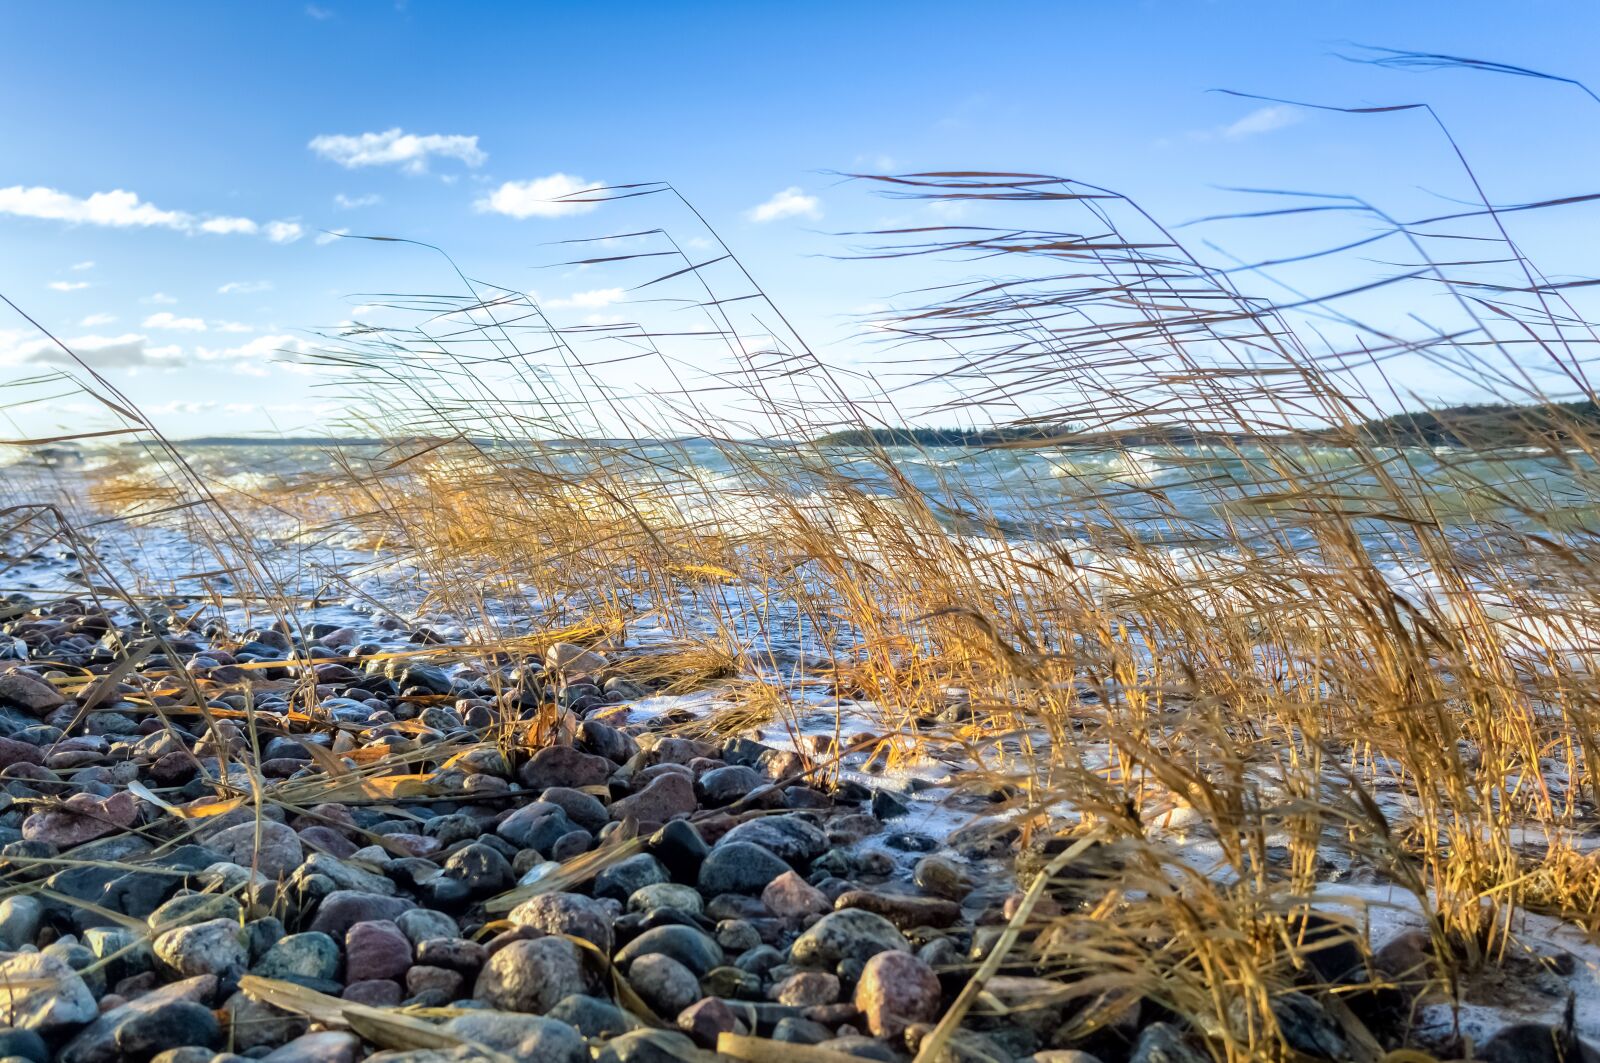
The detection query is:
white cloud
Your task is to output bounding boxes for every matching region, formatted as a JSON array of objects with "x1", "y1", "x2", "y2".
[
  {"x1": 1190, "y1": 105, "x2": 1305, "y2": 143},
  {"x1": 143, "y1": 312, "x2": 207, "y2": 332},
  {"x1": 475, "y1": 174, "x2": 601, "y2": 218},
  {"x1": 81, "y1": 313, "x2": 116, "y2": 327},
  {"x1": 213, "y1": 321, "x2": 253, "y2": 333},
  {"x1": 218, "y1": 281, "x2": 272, "y2": 295},
  {"x1": 70, "y1": 260, "x2": 94, "y2": 271},
  {"x1": 305, "y1": 4, "x2": 333, "y2": 18},
  {"x1": 195, "y1": 333, "x2": 314, "y2": 365},
  {"x1": 1221, "y1": 105, "x2": 1302, "y2": 139},
  {"x1": 0, "y1": 186, "x2": 188, "y2": 229},
  {"x1": 334, "y1": 193, "x2": 380, "y2": 209},
  {"x1": 0, "y1": 185, "x2": 303, "y2": 242},
  {"x1": 309, "y1": 129, "x2": 485, "y2": 173},
  {"x1": 747, "y1": 186, "x2": 821, "y2": 223},
  {"x1": 547, "y1": 287, "x2": 625, "y2": 310},
  {"x1": 48, "y1": 281, "x2": 89, "y2": 292},
  {"x1": 0, "y1": 331, "x2": 183, "y2": 369},
  {"x1": 265, "y1": 220, "x2": 304, "y2": 244},
  {"x1": 315, "y1": 228, "x2": 350, "y2": 245},
  {"x1": 199, "y1": 216, "x2": 257, "y2": 235},
  {"x1": 144, "y1": 292, "x2": 179, "y2": 304},
  {"x1": 232, "y1": 362, "x2": 270, "y2": 377}
]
